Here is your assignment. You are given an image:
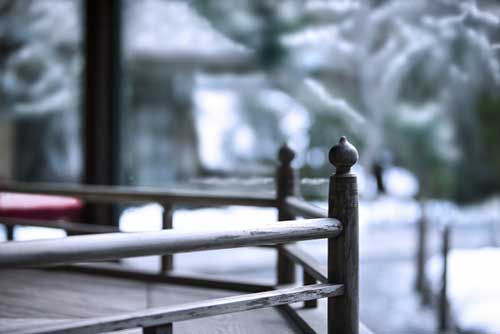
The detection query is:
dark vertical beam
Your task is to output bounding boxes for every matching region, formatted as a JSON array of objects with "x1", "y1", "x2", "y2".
[
  {"x1": 276, "y1": 144, "x2": 297, "y2": 285},
  {"x1": 303, "y1": 269, "x2": 317, "y2": 308},
  {"x1": 143, "y1": 323, "x2": 173, "y2": 334},
  {"x1": 5, "y1": 225, "x2": 14, "y2": 241},
  {"x1": 83, "y1": 0, "x2": 123, "y2": 226},
  {"x1": 328, "y1": 137, "x2": 359, "y2": 334},
  {"x1": 415, "y1": 200, "x2": 431, "y2": 305},
  {"x1": 160, "y1": 204, "x2": 174, "y2": 273},
  {"x1": 438, "y1": 225, "x2": 451, "y2": 332}
]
